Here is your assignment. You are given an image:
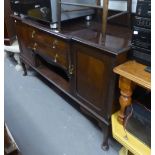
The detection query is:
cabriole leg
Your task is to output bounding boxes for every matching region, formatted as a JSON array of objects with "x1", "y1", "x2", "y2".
[
  {"x1": 21, "y1": 61, "x2": 27, "y2": 76},
  {"x1": 101, "y1": 124, "x2": 109, "y2": 151}
]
